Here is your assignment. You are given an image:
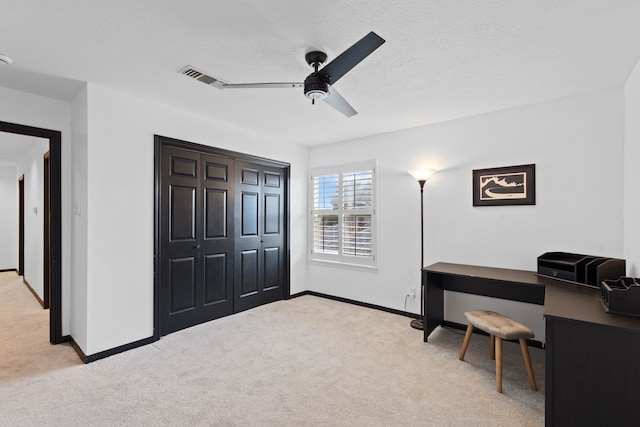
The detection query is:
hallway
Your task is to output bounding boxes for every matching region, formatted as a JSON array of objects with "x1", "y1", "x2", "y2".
[{"x1": 0, "y1": 271, "x2": 81, "y2": 383}]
